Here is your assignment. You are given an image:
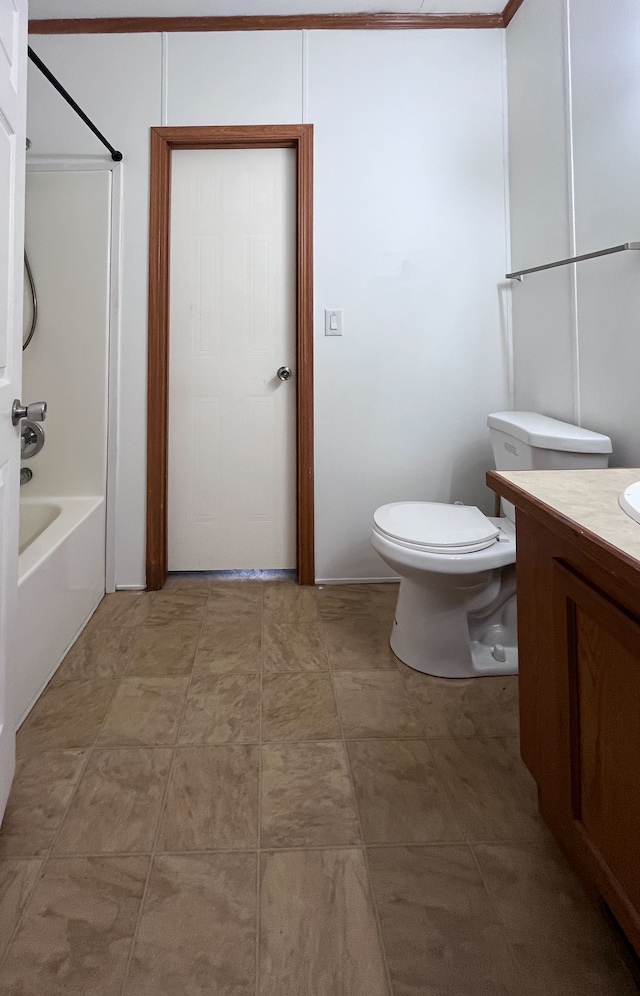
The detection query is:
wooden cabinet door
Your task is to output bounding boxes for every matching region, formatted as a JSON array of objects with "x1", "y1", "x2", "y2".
[{"x1": 554, "y1": 560, "x2": 640, "y2": 950}]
